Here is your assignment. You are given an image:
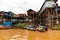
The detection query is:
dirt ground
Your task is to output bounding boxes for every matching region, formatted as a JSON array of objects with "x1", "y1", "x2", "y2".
[{"x1": 0, "y1": 29, "x2": 60, "y2": 40}]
